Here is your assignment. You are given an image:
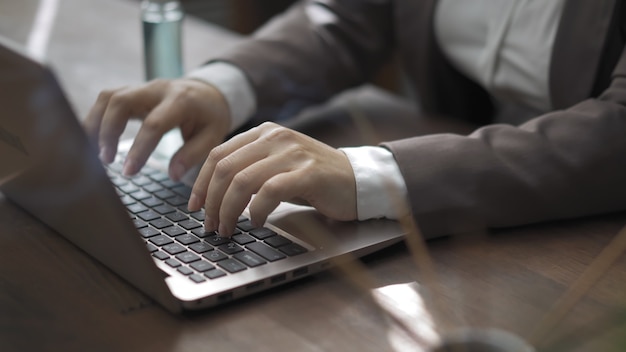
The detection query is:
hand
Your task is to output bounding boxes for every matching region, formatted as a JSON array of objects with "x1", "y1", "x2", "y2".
[
  {"x1": 83, "y1": 78, "x2": 231, "y2": 180},
  {"x1": 188, "y1": 122, "x2": 358, "y2": 236}
]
